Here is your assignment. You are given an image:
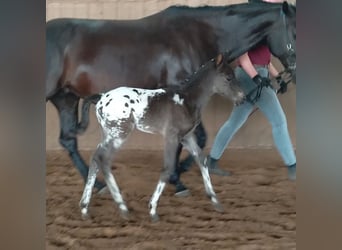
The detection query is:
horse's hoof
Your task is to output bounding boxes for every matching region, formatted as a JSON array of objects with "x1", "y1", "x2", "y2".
[
  {"x1": 150, "y1": 214, "x2": 160, "y2": 223},
  {"x1": 174, "y1": 182, "x2": 190, "y2": 197},
  {"x1": 208, "y1": 167, "x2": 230, "y2": 176},
  {"x1": 213, "y1": 202, "x2": 224, "y2": 213},
  {"x1": 175, "y1": 189, "x2": 190, "y2": 197},
  {"x1": 119, "y1": 209, "x2": 130, "y2": 220},
  {"x1": 81, "y1": 213, "x2": 90, "y2": 220},
  {"x1": 288, "y1": 164, "x2": 296, "y2": 181}
]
